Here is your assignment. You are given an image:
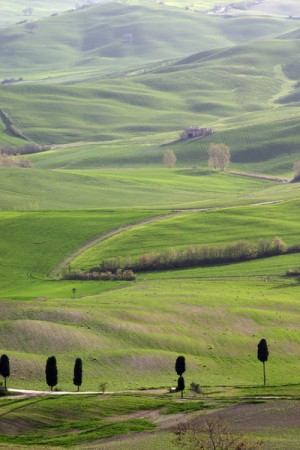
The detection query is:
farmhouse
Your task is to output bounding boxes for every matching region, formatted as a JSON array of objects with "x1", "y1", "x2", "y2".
[{"x1": 180, "y1": 125, "x2": 214, "y2": 140}]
